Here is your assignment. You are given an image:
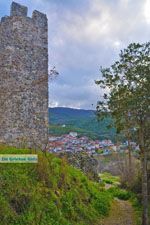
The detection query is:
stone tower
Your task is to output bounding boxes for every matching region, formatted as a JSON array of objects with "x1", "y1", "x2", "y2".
[{"x1": 0, "y1": 2, "x2": 48, "y2": 149}]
